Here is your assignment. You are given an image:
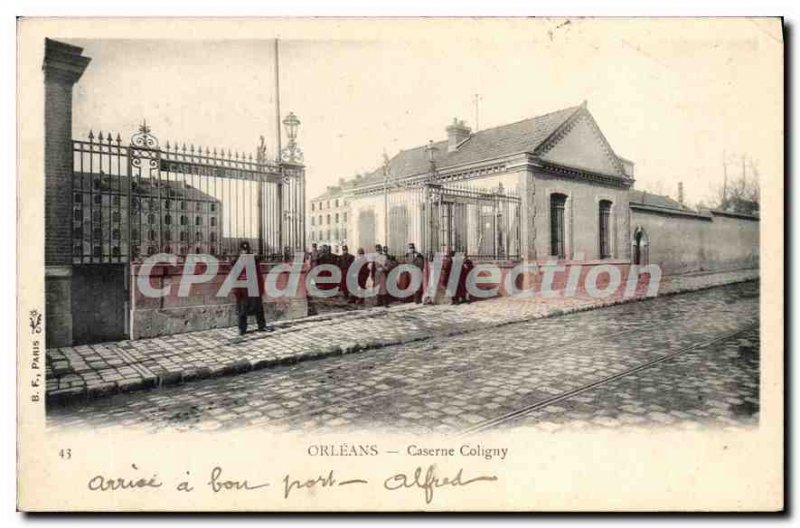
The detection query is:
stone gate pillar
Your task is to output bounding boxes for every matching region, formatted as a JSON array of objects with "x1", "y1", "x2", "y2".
[
  {"x1": 43, "y1": 39, "x2": 90, "y2": 347},
  {"x1": 509, "y1": 154, "x2": 536, "y2": 262}
]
